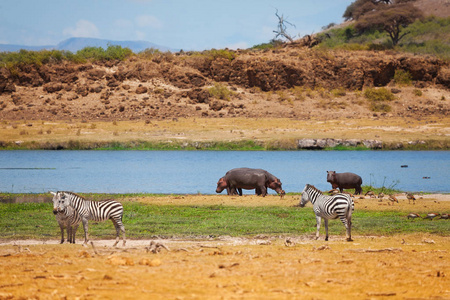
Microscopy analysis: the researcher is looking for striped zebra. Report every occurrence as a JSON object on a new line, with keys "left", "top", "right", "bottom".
{"left": 54, "top": 205, "right": 81, "bottom": 244}
{"left": 299, "top": 184, "right": 354, "bottom": 242}
{"left": 51, "top": 191, "right": 126, "bottom": 247}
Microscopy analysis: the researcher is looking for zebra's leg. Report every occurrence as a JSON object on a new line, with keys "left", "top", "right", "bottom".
{"left": 68, "top": 225, "right": 75, "bottom": 244}
{"left": 120, "top": 223, "right": 126, "bottom": 247}
{"left": 110, "top": 217, "right": 126, "bottom": 247}
{"left": 324, "top": 219, "right": 329, "bottom": 241}
{"left": 73, "top": 224, "right": 79, "bottom": 244}
{"left": 315, "top": 215, "right": 321, "bottom": 240}
{"left": 340, "top": 217, "right": 353, "bottom": 242}
{"left": 67, "top": 226, "right": 73, "bottom": 244}
{"left": 82, "top": 218, "right": 89, "bottom": 245}
{"left": 346, "top": 216, "right": 353, "bottom": 242}
{"left": 59, "top": 224, "right": 65, "bottom": 244}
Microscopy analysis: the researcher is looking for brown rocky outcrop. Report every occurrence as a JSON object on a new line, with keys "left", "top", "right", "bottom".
{"left": 0, "top": 47, "right": 448, "bottom": 121}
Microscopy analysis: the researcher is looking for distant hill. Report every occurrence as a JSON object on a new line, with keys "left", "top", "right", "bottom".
{"left": 0, "top": 37, "right": 177, "bottom": 53}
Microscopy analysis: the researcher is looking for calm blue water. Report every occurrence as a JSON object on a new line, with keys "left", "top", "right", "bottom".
{"left": 0, "top": 150, "right": 448, "bottom": 194}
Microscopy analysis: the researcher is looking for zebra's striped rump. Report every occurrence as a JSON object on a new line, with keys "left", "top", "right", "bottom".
{"left": 300, "top": 184, "right": 354, "bottom": 242}
{"left": 51, "top": 191, "right": 126, "bottom": 247}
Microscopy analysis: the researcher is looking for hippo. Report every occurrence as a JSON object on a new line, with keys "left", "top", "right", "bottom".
{"left": 216, "top": 168, "right": 284, "bottom": 197}
{"left": 326, "top": 171, "right": 362, "bottom": 195}
{"left": 215, "top": 177, "right": 239, "bottom": 195}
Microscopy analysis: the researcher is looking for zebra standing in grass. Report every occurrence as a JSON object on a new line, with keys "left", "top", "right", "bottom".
{"left": 54, "top": 204, "right": 81, "bottom": 244}
{"left": 299, "top": 184, "right": 354, "bottom": 242}
{"left": 51, "top": 191, "right": 126, "bottom": 247}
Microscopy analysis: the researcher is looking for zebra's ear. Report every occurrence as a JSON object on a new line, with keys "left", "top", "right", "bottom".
{"left": 50, "top": 191, "right": 56, "bottom": 196}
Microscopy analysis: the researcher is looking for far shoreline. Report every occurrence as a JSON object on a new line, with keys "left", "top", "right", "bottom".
{"left": 1, "top": 139, "right": 449, "bottom": 151}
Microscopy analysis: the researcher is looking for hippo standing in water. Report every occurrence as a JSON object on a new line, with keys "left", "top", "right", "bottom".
{"left": 327, "top": 171, "right": 363, "bottom": 195}
{"left": 216, "top": 168, "right": 284, "bottom": 197}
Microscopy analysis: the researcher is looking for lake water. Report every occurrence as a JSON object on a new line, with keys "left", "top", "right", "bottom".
{"left": 0, "top": 150, "right": 448, "bottom": 194}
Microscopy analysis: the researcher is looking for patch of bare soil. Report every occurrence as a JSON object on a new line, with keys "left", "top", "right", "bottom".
{"left": 0, "top": 234, "right": 448, "bottom": 299}
{"left": 0, "top": 194, "right": 448, "bottom": 299}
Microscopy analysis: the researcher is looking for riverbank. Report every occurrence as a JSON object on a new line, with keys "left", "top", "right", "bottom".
{"left": 1, "top": 117, "right": 449, "bottom": 150}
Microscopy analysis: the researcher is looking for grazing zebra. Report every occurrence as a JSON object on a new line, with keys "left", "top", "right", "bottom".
{"left": 54, "top": 205, "right": 81, "bottom": 244}
{"left": 299, "top": 184, "right": 354, "bottom": 242}
{"left": 51, "top": 191, "right": 126, "bottom": 247}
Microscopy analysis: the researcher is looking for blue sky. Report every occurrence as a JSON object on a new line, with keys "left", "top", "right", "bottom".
{"left": 0, "top": 0, "right": 353, "bottom": 51}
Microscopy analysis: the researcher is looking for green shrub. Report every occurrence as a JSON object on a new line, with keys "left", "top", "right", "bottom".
{"left": 364, "top": 87, "right": 395, "bottom": 102}
{"left": 138, "top": 48, "right": 161, "bottom": 60}
{"left": 252, "top": 39, "right": 284, "bottom": 50}
{"left": 394, "top": 70, "right": 412, "bottom": 86}
{"left": 331, "top": 87, "right": 347, "bottom": 97}
{"left": 204, "top": 49, "right": 236, "bottom": 61}
{"left": 75, "top": 44, "right": 132, "bottom": 62}
{"left": 413, "top": 89, "right": 423, "bottom": 96}
{"left": 364, "top": 87, "right": 394, "bottom": 112}
{"left": 208, "top": 83, "right": 235, "bottom": 100}
{"left": 370, "top": 102, "right": 392, "bottom": 112}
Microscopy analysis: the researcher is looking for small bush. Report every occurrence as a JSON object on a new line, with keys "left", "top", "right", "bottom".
{"left": 137, "top": 48, "right": 161, "bottom": 60}
{"left": 252, "top": 39, "right": 284, "bottom": 50}
{"left": 364, "top": 87, "right": 394, "bottom": 112}
{"left": 75, "top": 44, "right": 133, "bottom": 62}
{"left": 370, "top": 102, "right": 392, "bottom": 112}
{"left": 204, "top": 49, "right": 235, "bottom": 61}
{"left": 208, "top": 83, "right": 234, "bottom": 101}
{"left": 394, "top": 70, "right": 412, "bottom": 86}
{"left": 291, "top": 86, "right": 305, "bottom": 101}
{"left": 413, "top": 89, "right": 423, "bottom": 96}
{"left": 364, "top": 87, "right": 395, "bottom": 102}
{"left": 331, "top": 88, "right": 347, "bottom": 97}
{"left": 276, "top": 90, "right": 290, "bottom": 103}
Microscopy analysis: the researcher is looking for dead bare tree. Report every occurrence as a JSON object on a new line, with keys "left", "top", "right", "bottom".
{"left": 273, "top": 9, "right": 296, "bottom": 43}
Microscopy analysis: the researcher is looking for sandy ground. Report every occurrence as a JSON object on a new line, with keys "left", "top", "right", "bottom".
{"left": 0, "top": 194, "right": 449, "bottom": 299}
{"left": 0, "top": 235, "right": 449, "bottom": 300}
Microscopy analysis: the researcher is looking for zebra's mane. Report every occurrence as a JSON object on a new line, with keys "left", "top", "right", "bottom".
{"left": 306, "top": 184, "right": 323, "bottom": 195}
{"left": 60, "top": 191, "right": 86, "bottom": 200}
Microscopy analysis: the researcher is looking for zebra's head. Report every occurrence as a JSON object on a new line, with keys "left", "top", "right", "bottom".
{"left": 51, "top": 191, "right": 70, "bottom": 215}
{"left": 299, "top": 184, "right": 311, "bottom": 207}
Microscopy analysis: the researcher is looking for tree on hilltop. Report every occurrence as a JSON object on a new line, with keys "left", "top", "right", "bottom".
{"left": 343, "top": 0, "right": 423, "bottom": 46}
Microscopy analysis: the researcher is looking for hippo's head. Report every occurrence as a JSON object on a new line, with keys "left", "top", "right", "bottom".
{"left": 267, "top": 178, "right": 283, "bottom": 195}
{"left": 216, "top": 177, "right": 227, "bottom": 193}
{"left": 326, "top": 171, "right": 336, "bottom": 183}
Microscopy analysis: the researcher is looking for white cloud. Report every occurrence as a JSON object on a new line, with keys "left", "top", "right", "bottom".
{"left": 136, "top": 15, "right": 162, "bottom": 29}
{"left": 63, "top": 20, "right": 100, "bottom": 38}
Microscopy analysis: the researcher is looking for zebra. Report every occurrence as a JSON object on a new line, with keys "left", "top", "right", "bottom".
{"left": 51, "top": 191, "right": 126, "bottom": 247}
{"left": 299, "top": 184, "right": 354, "bottom": 242}
{"left": 54, "top": 205, "right": 81, "bottom": 244}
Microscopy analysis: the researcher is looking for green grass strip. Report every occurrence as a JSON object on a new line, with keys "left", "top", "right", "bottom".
{"left": 0, "top": 203, "right": 448, "bottom": 240}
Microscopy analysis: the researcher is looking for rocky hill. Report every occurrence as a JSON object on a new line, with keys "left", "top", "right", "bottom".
{"left": 0, "top": 46, "right": 449, "bottom": 122}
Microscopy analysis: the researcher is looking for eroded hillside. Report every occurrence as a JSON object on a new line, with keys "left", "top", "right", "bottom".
{"left": 0, "top": 47, "right": 449, "bottom": 123}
